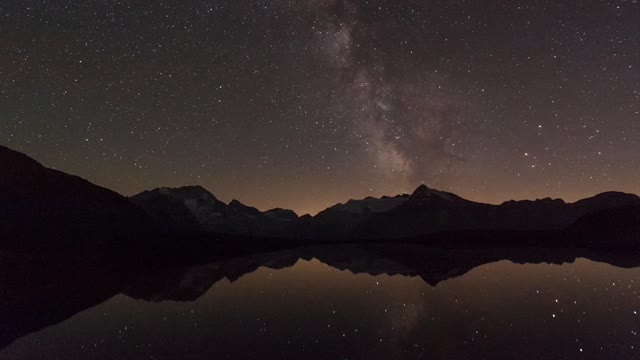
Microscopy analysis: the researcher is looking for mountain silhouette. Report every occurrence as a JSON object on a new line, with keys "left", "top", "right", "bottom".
{"left": 130, "top": 186, "right": 299, "bottom": 237}
{"left": 353, "top": 185, "right": 640, "bottom": 240}
{"left": 264, "top": 208, "right": 299, "bottom": 222}
{"left": 1, "top": 145, "right": 639, "bottom": 249}
{"left": 0, "top": 145, "right": 147, "bottom": 248}
{"left": 0, "top": 139, "right": 638, "bottom": 352}
{"left": 306, "top": 185, "right": 639, "bottom": 243}
{"left": 129, "top": 186, "right": 223, "bottom": 232}
{"left": 128, "top": 181, "right": 639, "bottom": 246}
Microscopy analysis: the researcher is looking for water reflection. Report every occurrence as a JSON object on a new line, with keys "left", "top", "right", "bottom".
{"left": 1, "top": 244, "right": 639, "bottom": 359}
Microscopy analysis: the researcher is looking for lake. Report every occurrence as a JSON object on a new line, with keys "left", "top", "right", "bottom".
{"left": 0, "top": 245, "right": 638, "bottom": 359}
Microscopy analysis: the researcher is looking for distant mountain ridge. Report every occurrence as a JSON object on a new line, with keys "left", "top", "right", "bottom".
{"left": 129, "top": 182, "right": 640, "bottom": 244}
{"left": 354, "top": 186, "right": 640, "bottom": 239}
{"left": 130, "top": 186, "right": 300, "bottom": 237}
{"left": 1, "top": 145, "right": 638, "bottom": 248}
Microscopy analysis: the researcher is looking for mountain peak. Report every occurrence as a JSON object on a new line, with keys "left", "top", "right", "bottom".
{"left": 571, "top": 191, "right": 640, "bottom": 209}
{"left": 153, "top": 185, "right": 218, "bottom": 201}
{"left": 412, "top": 184, "right": 431, "bottom": 194}
{"left": 228, "top": 199, "right": 261, "bottom": 216}
{"left": 264, "top": 208, "right": 299, "bottom": 221}
{"left": 228, "top": 199, "right": 243, "bottom": 207}
{"left": 0, "top": 145, "right": 46, "bottom": 181}
{"left": 409, "top": 184, "right": 458, "bottom": 202}
{"left": 590, "top": 191, "right": 639, "bottom": 201}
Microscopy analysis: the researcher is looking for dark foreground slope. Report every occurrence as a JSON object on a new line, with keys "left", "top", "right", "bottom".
{"left": 0, "top": 145, "right": 147, "bottom": 248}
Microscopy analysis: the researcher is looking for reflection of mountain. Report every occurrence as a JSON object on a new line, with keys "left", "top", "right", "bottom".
{"left": 123, "top": 244, "right": 640, "bottom": 300}
{"left": 3, "top": 243, "right": 639, "bottom": 350}
{"left": 124, "top": 251, "right": 300, "bottom": 302}
{"left": 0, "top": 252, "right": 137, "bottom": 350}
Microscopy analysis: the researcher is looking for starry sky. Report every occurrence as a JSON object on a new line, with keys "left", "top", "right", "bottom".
{"left": 1, "top": 1, "right": 639, "bottom": 215}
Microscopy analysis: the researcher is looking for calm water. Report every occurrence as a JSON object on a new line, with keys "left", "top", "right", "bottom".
{"left": 1, "top": 246, "right": 639, "bottom": 359}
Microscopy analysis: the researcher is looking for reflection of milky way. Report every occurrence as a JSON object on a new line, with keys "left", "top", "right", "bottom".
{"left": 1, "top": 0, "right": 638, "bottom": 214}
{"left": 2, "top": 257, "right": 640, "bottom": 359}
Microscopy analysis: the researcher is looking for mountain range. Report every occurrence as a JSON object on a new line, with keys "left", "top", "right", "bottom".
{"left": 1, "top": 144, "right": 639, "bottom": 248}
{"left": 129, "top": 180, "right": 640, "bottom": 246}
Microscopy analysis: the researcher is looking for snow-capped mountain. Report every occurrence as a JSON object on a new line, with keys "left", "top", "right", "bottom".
{"left": 130, "top": 186, "right": 299, "bottom": 237}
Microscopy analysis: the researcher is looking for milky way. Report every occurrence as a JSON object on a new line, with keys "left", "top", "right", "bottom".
{"left": 1, "top": 1, "right": 638, "bottom": 214}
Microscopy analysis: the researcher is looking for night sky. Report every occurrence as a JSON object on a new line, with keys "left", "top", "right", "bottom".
{"left": 1, "top": 1, "right": 639, "bottom": 215}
